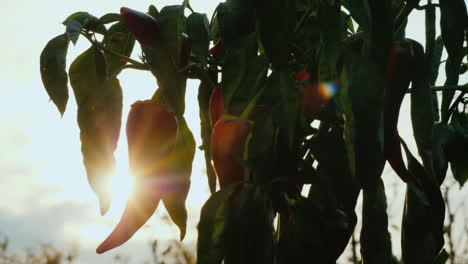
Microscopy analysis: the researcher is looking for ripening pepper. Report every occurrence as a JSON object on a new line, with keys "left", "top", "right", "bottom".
{"left": 211, "top": 119, "right": 251, "bottom": 188}
{"left": 96, "top": 101, "right": 178, "bottom": 254}
{"left": 383, "top": 41, "right": 414, "bottom": 182}
{"left": 120, "top": 7, "right": 160, "bottom": 46}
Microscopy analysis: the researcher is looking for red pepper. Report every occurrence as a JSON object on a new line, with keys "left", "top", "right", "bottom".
{"left": 209, "top": 84, "right": 225, "bottom": 127}
{"left": 384, "top": 42, "right": 413, "bottom": 182}
{"left": 96, "top": 101, "right": 178, "bottom": 254}
{"left": 211, "top": 119, "right": 250, "bottom": 188}
{"left": 120, "top": 7, "right": 160, "bottom": 46}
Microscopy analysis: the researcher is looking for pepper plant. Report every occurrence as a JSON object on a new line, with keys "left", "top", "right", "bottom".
{"left": 39, "top": 0, "right": 468, "bottom": 263}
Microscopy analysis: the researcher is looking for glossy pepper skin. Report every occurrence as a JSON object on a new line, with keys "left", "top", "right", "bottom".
{"left": 96, "top": 102, "right": 178, "bottom": 254}
{"left": 120, "top": 7, "right": 160, "bottom": 46}
{"left": 383, "top": 41, "right": 413, "bottom": 182}
{"left": 209, "top": 84, "right": 224, "bottom": 127}
{"left": 211, "top": 119, "right": 250, "bottom": 188}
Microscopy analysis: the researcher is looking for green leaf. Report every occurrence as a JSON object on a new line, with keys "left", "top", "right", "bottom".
{"left": 278, "top": 197, "right": 356, "bottom": 264}
{"left": 408, "top": 39, "right": 436, "bottom": 178}
{"left": 69, "top": 45, "right": 121, "bottom": 215}
{"left": 433, "top": 249, "right": 449, "bottom": 264}
{"left": 216, "top": 1, "right": 255, "bottom": 43}
{"left": 338, "top": 51, "right": 385, "bottom": 188}
{"left": 69, "top": 45, "right": 107, "bottom": 106}
{"left": 148, "top": 5, "right": 159, "bottom": 19}
{"left": 221, "top": 33, "right": 257, "bottom": 111}
{"left": 197, "top": 184, "right": 239, "bottom": 264}
{"left": 239, "top": 55, "right": 269, "bottom": 99}
{"left": 158, "top": 5, "right": 185, "bottom": 67}
{"left": 292, "top": 127, "right": 359, "bottom": 263}
{"left": 360, "top": 179, "right": 394, "bottom": 263}
{"left": 98, "top": 13, "right": 121, "bottom": 24}
{"left": 40, "top": 34, "right": 70, "bottom": 116}
{"left": 198, "top": 79, "right": 217, "bottom": 193}
{"left": 63, "top": 11, "right": 107, "bottom": 35}
{"left": 430, "top": 36, "right": 444, "bottom": 121}
{"left": 186, "top": 12, "right": 210, "bottom": 64}
{"left": 65, "top": 19, "right": 82, "bottom": 45}
{"left": 342, "top": 0, "right": 369, "bottom": 31}
{"left": 161, "top": 117, "right": 196, "bottom": 240}
{"left": 254, "top": 0, "right": 295, "bottom": 69}
{"left": 197, "top": 184, "right": 274, "bottom": 264}
{"left": 433, "top": 122, "right": 451, "bottom": 184}
{"left": 102, "top": 22, "right": 135, "bottom": 77}
{"left": 439, "top": 0, "right": 467, "bottom": 122}
{"left": 267, "top": 71, "right": 298, "bottom": 149}
{"left": 400, "top": 139, "right": 445, "bottom": 264}
{"left": 142, "top": 5, "right": 188, "bottom": 116}
{"left": 317, "top": 3, "right": 346, "bottom": 80}
{"left": 77, "top": 78, "right": 122, "bottom": 215}
{"left": 447, "top": 111, "right": 468, "bottom": 187}
{"left": 223, "top": 185, "right": 274, "bottom": 264}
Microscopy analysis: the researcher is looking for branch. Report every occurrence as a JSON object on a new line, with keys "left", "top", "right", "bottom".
{"left": 81, "top": 32, "right": 148, "bottom": 69}
{"left": 406, "top": 84, "right": 468, "bottom": 93}
{"left": 415, "top": 3, "right": 440, "bottom": 10}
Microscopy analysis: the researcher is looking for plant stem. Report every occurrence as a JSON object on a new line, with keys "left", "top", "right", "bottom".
{"left": 81, "top": 32, "right": 148, "bottom": 69}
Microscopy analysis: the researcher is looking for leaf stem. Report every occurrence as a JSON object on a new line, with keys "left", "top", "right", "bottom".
{"left": 81, "top": 32, "right": 148, "bottom": 69}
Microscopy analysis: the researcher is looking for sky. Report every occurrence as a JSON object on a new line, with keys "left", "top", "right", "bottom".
{"left": 0, "top": 0, "right": 466, "bottom": 263}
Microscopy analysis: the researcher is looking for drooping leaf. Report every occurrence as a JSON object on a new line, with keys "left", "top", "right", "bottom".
{"left": 157, "top": 5, "right": 185, "bottom": 67}
{"left": 317, "top": 2, "right": 346, "bottom": 80}
{"left": 338, "top": 50, "right": 385, "bottom": 188}
{"left": 39, "top": 34, "right": 70, "bottom": 116}
{"left": 142, "top": 5, "right": 188, "bottom": 116}
{"left": 223, "top": 184, "right": 274, "bottom": 264}
{"left": 429, "top": 36, "right": 444, "bottom": 121}
{"left": 278, "top": 196, "right": 357, "bottom": 264}
{"left": 63, "top": 11, "right": 107, "bottom": 35}
{"left": 161, "top": 117, "right": 196, "bottom": 240}
{"left": 99, "top": 13, "right": 121, "bottom": 24}
{"left": 186, "top": 12, "right": 210, "bottom": 64}
{"left": 439, "top": 0, "right": 468, "bottom": 122}
{"left": 102, "top": 22, "right": 136, "bottom": 77}
{"left": 409, "top": 39, "right": 436, "bottom": 178}
{"left": 221, "top": 33, "right": 257, "bottom": 112}
{"left": 284, "top": 126, "right": 359, "bottom": 263}
{"left": 400, "top": 139, "right": 445, "bottom": 264}
{"left": 216, "top": 1, "right": 255, "bottom": 44}
{"left": 69, "top": 45, "right": 107, "bottom": 106}
{"left": 254, "top": 0, "right": 295, "bottom": 69}
{"left": 197, "top": 184, "right": 239, "bottom": 264}
{"left": 65, "top": 19, "right": 82, "bottom": 45}
{"left": 447, "top": 111, "right": 468, "bottom": 187}
{"left": 198, "top": 78, "right": 217, "bottom": 194}
{"left": 69, "top": 45, "right": 121, "bottom": 215}
{"left": 360, "top": 179, "right": 394, "bottom": 263}
{"left": 267, "top": 71, "right": 298, "bottom": 149}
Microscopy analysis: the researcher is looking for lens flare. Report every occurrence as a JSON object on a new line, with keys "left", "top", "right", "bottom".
{"left": 317, "top": 81, "right": 339, "bottom": 100}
